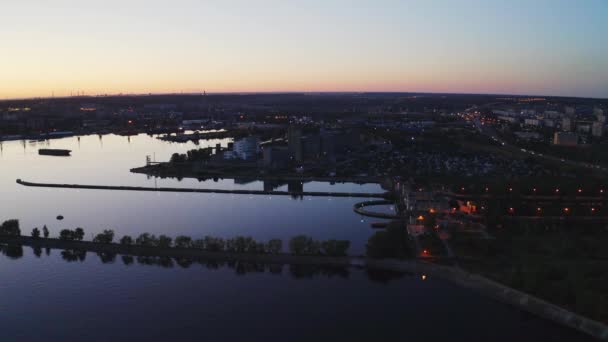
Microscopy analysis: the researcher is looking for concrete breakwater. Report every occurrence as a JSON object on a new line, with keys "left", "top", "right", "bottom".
{"left": 1, "top": 234, "right": 606, "bottom": 340}
{"left": 16, "top": 179, "right": 389, "bottom": 199}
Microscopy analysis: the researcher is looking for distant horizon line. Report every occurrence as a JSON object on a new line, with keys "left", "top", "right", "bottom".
{"left": 1, "top": 90, "right": 606, "bottom": 102}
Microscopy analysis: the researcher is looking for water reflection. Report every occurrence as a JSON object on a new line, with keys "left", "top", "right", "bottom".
{"left": 61, "top": 249, "right": 87, "bottom": 262}
{"left": 0, "top": 244, "right": 24, "bottom": 259}
{"left": 1, "top": 244, "right": 413, "bottom": 284}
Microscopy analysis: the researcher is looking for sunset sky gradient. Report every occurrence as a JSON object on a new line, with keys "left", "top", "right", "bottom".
{"left": 2, "top": 0, "right": 607, "bottom": 99}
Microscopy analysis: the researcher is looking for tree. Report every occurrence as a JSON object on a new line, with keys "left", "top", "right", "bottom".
{"left": 158, "top": 235, "right": 173, "bottom": 248}
{"left": 31, "top": 227, "right": 41, "bottom": 239}
{"left": 192, "top": 239, "right": 206, "bottom": 249}
{"left": 265, "top": 239, "right": 283, "bottom": 254}
{"left": 232, "top": 236, "right": 258, "bottom": 253}
{"left": 321, "top": 240, "right": 350, "bottom": 257}
{"left": 93, "top": 229, "right": 115, "bottom": 244}
{"left": 136, "top": 233, "right": 159, "bottom": 247}
{"left": 204, "top": 236, "right": 225, "bottom": 252}
{"left": 59, "top": 229, "right": 75, "bottom": 241}
{"left": 1, "top": 219, "right": 21, "bottom": 236}
{"left": 43, "top": 225, "right": 49, "bottom": 238}
{"left": 289, "top": 235, "right": 308, "bottom": 255}
{"left": 120, "top": 235, "right": 133, "bottom": 245}
{"left": 289, "top": 235, "right": 320, "bottom": 255}
{"left": 366, "top": 223, "right": 409, "bottom": 259}
{"left": 74, "top": 228, "right": 85, "bottom": 241}
{"left": 174, "top": 235, "right": 193, "bottom": 248}
{"left": 225, "top": 238, "right": 236, "bottom": 252}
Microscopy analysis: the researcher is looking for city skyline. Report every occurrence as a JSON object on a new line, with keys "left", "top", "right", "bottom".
{"left": 2, "top": 0, "right": 607, "bottom": 99}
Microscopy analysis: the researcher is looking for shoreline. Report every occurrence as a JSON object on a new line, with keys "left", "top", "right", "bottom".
{"left": 1, "top": 235, "right": 606, "bottom": 340}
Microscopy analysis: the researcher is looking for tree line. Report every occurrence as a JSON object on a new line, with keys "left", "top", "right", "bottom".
{"left": 2, "top": 220, "right": 351, "bottom": 257}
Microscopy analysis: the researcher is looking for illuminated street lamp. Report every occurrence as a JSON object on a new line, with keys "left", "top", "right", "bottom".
{"left": 563, "top": 207, "right": 570, "bottom": 214}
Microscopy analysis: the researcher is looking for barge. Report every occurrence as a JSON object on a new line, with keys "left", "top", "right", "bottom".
{"left": 38, "top": 149, "right": 72, "bottom": 156}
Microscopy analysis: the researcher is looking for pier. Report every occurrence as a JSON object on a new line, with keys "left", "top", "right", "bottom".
{"left": 16, "top": 179, "right": 389, "bottom": 199}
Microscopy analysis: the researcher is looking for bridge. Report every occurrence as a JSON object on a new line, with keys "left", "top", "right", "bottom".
{"left": 16, "top": 179, "right": 389, "bottom": 199}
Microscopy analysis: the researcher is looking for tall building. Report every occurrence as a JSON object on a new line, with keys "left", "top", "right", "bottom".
{"left": 592, "top": 122, "right": 604, "bottom": 137}
{"left": 561, "top": 118, "right": 572, "bottom": 132}
{"left": 594, "top": 107, "right": 604, "bottom": 117}
{"left": 565, "top": 106, "right": 576, "bottom": 116}
{"left": 233, "top": 136, "right": 259, "bottom": 160}
{"left": 287, "top": 127, "right": 303, "bottom": 162}
{"left": 301, "top": 135, "right": 321, "bottom": 159}
{"left": 263, "top": 146, "right": 289, "bottom": 169}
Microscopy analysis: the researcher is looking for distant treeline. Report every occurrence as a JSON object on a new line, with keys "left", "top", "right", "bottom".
{"left": 5, "top": 220, "right": 351, "bottom": 257}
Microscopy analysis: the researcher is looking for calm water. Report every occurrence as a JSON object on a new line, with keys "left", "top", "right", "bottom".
{"left": 0, "top": 247, "right": 592, "bottom": 342}
{"left": 1, "top": 134, "right": 382, "bottom": 254}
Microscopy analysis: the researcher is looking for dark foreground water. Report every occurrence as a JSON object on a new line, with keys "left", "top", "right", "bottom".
{"left": 0, "top": 247, "right": 593, "bottom": 342}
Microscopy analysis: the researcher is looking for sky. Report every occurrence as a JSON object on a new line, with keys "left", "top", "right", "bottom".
{"left": 1, "top": 0, "right": 607, "bottom": 99}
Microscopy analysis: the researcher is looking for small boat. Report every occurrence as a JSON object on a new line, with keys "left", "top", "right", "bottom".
{"left": 39, "top": 149, "right": 72, "bottom": 156}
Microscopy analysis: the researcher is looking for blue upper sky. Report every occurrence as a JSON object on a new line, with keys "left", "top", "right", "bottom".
{"left": 1, "top": 0, "right": 607, "bottom": 98}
